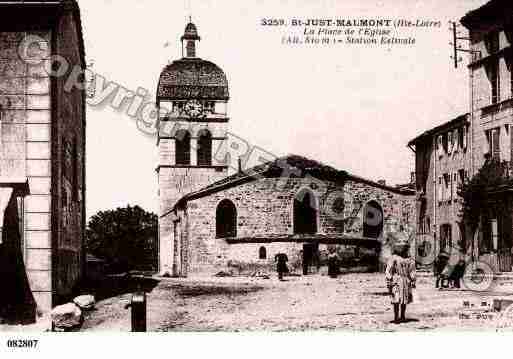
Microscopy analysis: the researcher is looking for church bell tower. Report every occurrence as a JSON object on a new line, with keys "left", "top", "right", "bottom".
{"left": 156, "top": 22, "right": 230, "bottom": 275}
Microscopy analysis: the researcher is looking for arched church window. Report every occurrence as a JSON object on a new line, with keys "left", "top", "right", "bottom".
{"left": 197, "top": 129, "right": 212, "bottom": 166}
{"left": 259, "top": 246, "right": 267, "bottom": 260}
{"left": 363, "top": 200, "right": 384, "bottom": 239}
{"left": 293, "top": 189, "right": 318, "bottom": 235}
{"left": 175, "top": 130, "right": 191, "bottom": 165}
{"left": 216, "top": 199, "right": 237, "bottom": 238}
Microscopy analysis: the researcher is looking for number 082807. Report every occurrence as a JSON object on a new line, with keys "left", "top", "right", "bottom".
{"left": 7, "top": 339, "right": 39, "bottom": 349}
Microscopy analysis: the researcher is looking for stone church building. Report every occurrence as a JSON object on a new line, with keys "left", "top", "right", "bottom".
{"left": 157, "top": 23, "right": 415, "bottom": 277}
{"left": 0, "top": 0, "right": 86, "bottom": 323}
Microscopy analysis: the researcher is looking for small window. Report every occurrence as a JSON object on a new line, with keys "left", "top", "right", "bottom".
{"left": 197, "top": 129, "right": 212, "bottom": 166}
{"left": 486, "top": 59, "right": 500, "bottom": 104}
{"left": 484, "top": 31, "right": 499, "bottom": 55}
{"left": 440, "top": 224, "right": 452, "bottom": 252}
{"left": 452, "top": 129, "right": 459, "bottom": 153}
{"left": 216, "top": 199, "right": 237, "bottom": 238}
{"left": 175, "top": 130, "right": 191, "bottom": 165}
{"left": 458, "top": 169, "right": 465, "bottom": 196}
{"left": 486, "top": 128, "right": 500, "bottom": 160}
{"left": 508, "top": 53, "right": 513, "bottom": 98}
{"left": 458, "top": 127, "right": 465, "bottom": 150}
{"left": 443, "top": 173, "right": 451, "bottom": 202}
{"left": 259, "top": 246, "right": 267, "bottom": 260}
{"left": 481, "top": 217, "right": 498, "bottom": 253}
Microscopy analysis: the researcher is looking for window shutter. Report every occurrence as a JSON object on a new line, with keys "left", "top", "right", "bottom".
{"left": 492, "top": 128, "right": 500, "bottom": 159}
{"left": 491, "top": 219, "right": 498, "bottom": 251}
{"left": 438, "top": 177, "right": 443, "bottom": 202}
{"left": 452, "top": 173, "right": 457, "bottom": 201}
{"left": 444, "top": 174, "right": 451, "bottom": 201}
{"left": 438, "top": 135, "right": 443, "bottom": 157}
{"left": 483, "top": 131, "right": 491, "bottom": 156}
{"left": 463, "top": 126, "right": 467, "bottom": 149}
{"left": 448, "top": 132, "right": 452, "bottom": 154}
{"left": 453, "top": 129, "right": 459, "bottom": 152}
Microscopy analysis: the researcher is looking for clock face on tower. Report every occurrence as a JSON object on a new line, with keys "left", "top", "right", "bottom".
{"left": 184, "top": 99, "right": 205, "bottom": 118}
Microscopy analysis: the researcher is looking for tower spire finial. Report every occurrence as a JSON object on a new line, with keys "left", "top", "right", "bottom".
{"left": 181, "top": 21, "right": 201, "bottom": 58}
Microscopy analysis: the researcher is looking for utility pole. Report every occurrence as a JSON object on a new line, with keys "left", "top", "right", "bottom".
{"left": 449, "top": 21, "right": 482, "bottom": 261}
{"left": 450, "top": 21, "right": 478, "bottom": 68}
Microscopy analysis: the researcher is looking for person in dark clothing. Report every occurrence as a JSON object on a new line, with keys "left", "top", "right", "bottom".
{"left": 434, "top": 252, "right": 450, "bottom": 288}
{"left": 0, "top": 192, "right": 37, "bottom": 324}
{"left": 275, "top": 253, "right": 289, "bottom": 280}
{"left": 449, "top": 259, "right": 466, "bottom": 289}
{"left": 327, "top": 250, "right": 339, "bottom": 278}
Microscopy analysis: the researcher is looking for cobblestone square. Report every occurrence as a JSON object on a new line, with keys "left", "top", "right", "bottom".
{"left": 77, "top": 273, "right": 513, "bottom": 332}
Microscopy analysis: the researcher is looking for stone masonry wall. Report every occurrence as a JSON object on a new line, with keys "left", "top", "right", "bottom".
{"left": 0, "top": 30, "right": 54, "bottom": 314}
{"left": 470, "top": 19, "right": 513, "bottom": 173}
{"left": 177, "top": 176, "right": 414, "bottom": 275}
{"left": 52, "top": 10, "right": 86, "bottom": 301}
{"left": 183, "top": 177, "right": 345, "bottom": 274}
{"left": 343, "top": 179, "right": 416, "bottom": 239}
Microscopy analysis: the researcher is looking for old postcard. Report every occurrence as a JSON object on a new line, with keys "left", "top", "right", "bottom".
{"left": 1, "top": 0, "right": 513, "bottom": 348}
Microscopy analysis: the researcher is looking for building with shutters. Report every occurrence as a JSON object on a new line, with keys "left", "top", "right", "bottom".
{"left": 409, "top": 0, "right": 513, "bottom": 272}
{"left": 157, "top": 23, "right": 415, "bottom": 277}
{"left": 408, "top": 114, "right": 471, "bottom": 267}
{"left": 460, "top": 0, "right": 513, "bottom": 272}
{"left": 0, "top": 0, "right": 86, "bottom": 323}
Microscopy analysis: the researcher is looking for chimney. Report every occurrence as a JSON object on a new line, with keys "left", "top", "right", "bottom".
{"left": 238, "top": 157, "right": 243, "bottom": 174}
{"left": 377, "top": 179, "right": 386, "bottom": 186}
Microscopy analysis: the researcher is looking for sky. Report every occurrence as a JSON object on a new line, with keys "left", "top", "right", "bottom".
{"left": 80, "top": 0, "right": 488, "bottom": 219}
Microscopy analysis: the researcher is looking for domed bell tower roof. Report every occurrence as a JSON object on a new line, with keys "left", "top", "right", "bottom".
{"left": 157, "top": 21, "right": 229, "bottom": 101}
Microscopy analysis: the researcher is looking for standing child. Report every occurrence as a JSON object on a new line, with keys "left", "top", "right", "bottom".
{"left": 385, "top": 239, "right": 416, "bottom": 324}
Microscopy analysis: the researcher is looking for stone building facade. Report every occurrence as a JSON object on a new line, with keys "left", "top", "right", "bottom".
{"left": 0, "top": 0, "right": 86, "bottom": 322}
{"left": 157, "top": 22, "right": 229, "bottom": 274}
{"left": 460, "top": 0, "right": 513, "bottom": 272}
{"left": 157, "top": 23, "right": 415, "bottom": 277}
{"left": 162, "top": 155, "right": 415, "bottom": 276}
{"left": 408, "top": 114, "right": 471, "bottom": 267}
{"left": 408, "top": 0, "right": 513, "bottom": 273}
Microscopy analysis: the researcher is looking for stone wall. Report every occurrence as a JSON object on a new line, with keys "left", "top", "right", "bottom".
{"left": 0, "top": 7, "right": 85, "bottom": 314}
{"left": 467, "top": 16, "right": 513, "bottom": 269}
{"left": 170, "top": 176, "right": 414, "bottom": 275}
{"left": 0, "top": 30, "right": 54, "bottom": 314}
{"left": 469, "top": 18, "right": 513, "bottom": 172}
{"left": 52, "top": 10, "right": 86, "bottom": 302}
{"left": 412, "top": 116, "right": 472, "bottom": 268}
{"left": 343, "top": 178, "right": 415, "bottom": 238}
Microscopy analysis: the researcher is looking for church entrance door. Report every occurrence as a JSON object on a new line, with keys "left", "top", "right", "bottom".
{"left": 302, "top": 242, "right": 319, "bottom": 275}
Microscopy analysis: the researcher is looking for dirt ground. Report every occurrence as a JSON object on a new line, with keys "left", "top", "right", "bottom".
{"left": 76, "top": 272, "right": 513, "bottom": 332}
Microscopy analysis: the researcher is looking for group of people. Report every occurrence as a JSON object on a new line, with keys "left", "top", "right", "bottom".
{"left": 274, "top": 248, "right": 341, "bottom": 281}
{"left": 433, "top": 252, "right": 466, "bottom": 289}
{"left": 274, "top": 240, "right": 464, "bottom": 325}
